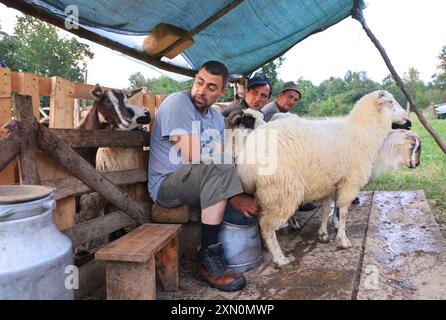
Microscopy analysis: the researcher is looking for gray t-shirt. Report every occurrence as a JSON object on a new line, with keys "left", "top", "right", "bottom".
{"left": 148, "top": 91, "right": 225, "bottom": 202}
{"left": 261, "top": 101, "right": 282, "bottom": 122}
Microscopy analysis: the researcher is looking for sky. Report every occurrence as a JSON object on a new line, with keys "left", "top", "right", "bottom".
{"left": 1, "top": 0, "right": 446, "bottom": 88}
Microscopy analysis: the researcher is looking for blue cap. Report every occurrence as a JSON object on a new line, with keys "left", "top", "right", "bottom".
{"left": 247, "top": 76, "right": 271, "bottom": 89}
{"left": 0, "top": 61, "right": 8, "bottom": 68}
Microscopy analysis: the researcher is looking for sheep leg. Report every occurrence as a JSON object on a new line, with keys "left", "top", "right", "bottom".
{"left": 335, "top": 205, "right": 352, "bottom": 249}
{"left": 318, "top": 197, "right": 332, "bottom": 243}
{"left": 332, "top": 206, "right": 340, "bottom": 230}
{"left": 261, "top": 228, "right": 291, "bottom": 268}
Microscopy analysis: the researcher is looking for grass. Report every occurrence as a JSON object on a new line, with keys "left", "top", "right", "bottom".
{"left": 365, "top": 112, "right": 446, "bottom": 232}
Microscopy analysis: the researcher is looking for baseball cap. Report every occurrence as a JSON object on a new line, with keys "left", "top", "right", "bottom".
{"left": 247, "top": 76, "right": 271, "bottom": 89}
{"left": 280, "top": 81, "right": 302, "bottom": 98}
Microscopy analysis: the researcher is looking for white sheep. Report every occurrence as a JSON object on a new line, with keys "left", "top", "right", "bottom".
{"left": 236, "top": 90, "right": 407, "bottom": 267}
{"left": 331, "top": 128, "right": 421, "bottom": 229}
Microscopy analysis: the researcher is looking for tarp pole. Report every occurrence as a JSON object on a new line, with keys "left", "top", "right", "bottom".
{"left": 352, "top": 10, "right": 446, "bottom": 155}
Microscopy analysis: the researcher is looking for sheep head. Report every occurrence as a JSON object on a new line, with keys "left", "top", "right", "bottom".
{"left": 225, "top": 108, "right": 265, "bottom": 130}
{"left": 377, "top": 90, "right": 407, "bottom": 125}
{"left": 81, "top": 84, "right": 150, "bottom": 130}
{"left": 389, "top": 129, "right": 421, "bottom": 169}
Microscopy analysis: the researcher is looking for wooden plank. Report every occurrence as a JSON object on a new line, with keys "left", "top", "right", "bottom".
{"left": 17, "top": 72, "right": 40, "bottom": 119}
{"left": 42, "top": 169, "right": 148, "bottom": 200}
{"left": 38, "top": 77, "right": 51, "bottom": 96}
{"left": 0, "top": 120, "right": 21, "bottom": 171}
{"left": 0, "top": 68, "right": 18, "bottom": 184}
{"left": 37, "top": 123, "right": 148, "bottom": 224}
{"left": 10, "top": 71, "right": 18, "bottom": 94}
{"left": 357, "top": 191, "right": 446, "bottom": 300}
{"left": 46, "top": 76, "right": 76, "bottom": 230}
{"left": 155, "top": 236, "right": 179, "bottom": 291}
{"left": 106, "top": 258, "right": 156, "bottom": 300}
{"left": 143, "top": 94, "right": 157, "bottom": 132}
{"left": 95, "top": 224, "right": 181, "bottom": 263}
{"left": 74, "top": 83, "right": 111, "bottom": 100}
{"left": 127, "top": 90, "right": 144, "bottom": 107}
{"left": 12, "top": 94, "right": 41, "bottom": 185}
{"left": 48, "top": 128, "right": 146, "bottom": 148}
{"left": 49, "top": 76, "right": 75, "bottom": 128}
{"left": 62, "top": 210, "right": 136, "bottom": 247}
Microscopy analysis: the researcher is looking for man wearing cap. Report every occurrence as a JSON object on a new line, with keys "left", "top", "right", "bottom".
{"left": 261, "top": 81, "right": 302, "bottom": 122}
{"left": 221, "top": 76, "right": 271, "bottom": 117}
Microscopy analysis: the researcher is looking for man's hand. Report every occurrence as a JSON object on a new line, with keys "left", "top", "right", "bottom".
{"left": 229, "top": 193, "right": 259, "bottom": 218}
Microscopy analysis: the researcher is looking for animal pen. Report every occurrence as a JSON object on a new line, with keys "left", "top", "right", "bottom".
{"left": 1, "top": 0, "right": 446, "bottom": 300}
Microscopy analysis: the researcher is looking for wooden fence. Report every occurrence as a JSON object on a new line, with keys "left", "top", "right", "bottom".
{"left": 0, "top": 69, "right": 165, "bottom": 298}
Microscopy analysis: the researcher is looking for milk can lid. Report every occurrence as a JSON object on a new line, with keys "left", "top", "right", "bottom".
{"left": 0, "top": 185, "right": 55, "bottom": 204}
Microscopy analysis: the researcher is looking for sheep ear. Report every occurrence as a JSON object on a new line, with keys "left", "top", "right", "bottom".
{"left": 126, "top": 87, "right": 143, "bottom": 99}
{"left": 377, "top": 90, "right": 390, "bottom": 107}
{"left": 91, "top": 84, "right": 104, "bottom": 100}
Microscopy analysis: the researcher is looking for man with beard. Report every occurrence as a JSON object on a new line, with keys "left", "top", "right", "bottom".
{"left": 148, "top": 61, "right": 258, "bottom": 292}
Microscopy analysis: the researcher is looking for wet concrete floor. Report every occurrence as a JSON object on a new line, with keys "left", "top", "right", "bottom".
{"left": 156, "top": 190, "right": 446, "bottom": 300}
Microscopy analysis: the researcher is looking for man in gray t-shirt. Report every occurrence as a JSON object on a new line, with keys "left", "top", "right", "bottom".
{"left": 148, "top": 61, "right": 258, "bottom": 292}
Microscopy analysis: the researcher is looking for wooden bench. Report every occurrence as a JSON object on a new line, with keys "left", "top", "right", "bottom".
{"left": 95, "top": 223, "right": 182, "bottom": 300}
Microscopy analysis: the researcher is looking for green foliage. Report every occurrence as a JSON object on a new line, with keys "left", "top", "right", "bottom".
{"left": 254, "top": 57, "right": 284, "bottom": 90}
{"left": 128, "top": 72, "right": 192, "bottom": 96}
{"left": 0, "top": 15, "right": 94, "bottom": 82}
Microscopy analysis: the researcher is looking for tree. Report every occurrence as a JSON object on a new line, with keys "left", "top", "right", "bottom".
{"left": 0, "top": 15, "right": 94, "bottom": 82}
{"left": 433, "top": 45, "right": 446, "bottom": 90}
{"left": 254, "top": 56, "right": 285, "bottom": 96}
{"left": 128, "top": 73, "right": 193, "bottom": 96}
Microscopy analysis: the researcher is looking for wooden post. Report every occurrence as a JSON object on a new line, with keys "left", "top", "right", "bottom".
{"left": 17, "top": 72, "right": 40, "bottom": 119}
{"left": 0, "top": 120, "right": 21, "bottom": 171}
{"left": 11, "top": 94, "right": 41, "bottom": 185}
{"left": 155, "top": 236, "right": 179, "bottom": 291}
{"left": 143, "top": 93, "right": 157, "bottom": 133}
{"left": 406, "top": 101, "right": 411, "bottom": 119}
{"left": 44, "top": 76, "right": 76, "bottom": 230}
{"left": 126, "top": 91, "right": 149, "bottom": 204}
{"left": 0, "top": 68, "right": 18, "bottom": 184}
{"left": 355, "top": 13, "right": 446, "bottom": 155}
{"left": 49, "top": 76, "right": 75, "bottom": 128}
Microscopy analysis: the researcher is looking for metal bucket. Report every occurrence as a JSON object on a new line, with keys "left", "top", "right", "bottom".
{"left": 0, "top": 185, "right": 74, "bottom": 300}
{"left": 218, "top": 203, "right": 263, "bottom": 273}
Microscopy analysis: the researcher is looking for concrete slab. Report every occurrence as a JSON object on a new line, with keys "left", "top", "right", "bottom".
{"left": 357, "top": 190, "right": 446, "bottom": 300}
{"left": 158, "top": 192, "right": 373, "bottom": 300}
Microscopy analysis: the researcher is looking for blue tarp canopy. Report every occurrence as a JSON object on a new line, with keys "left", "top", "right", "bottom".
{"left": 14, "top": 0, "right": 364, "bottom": 76}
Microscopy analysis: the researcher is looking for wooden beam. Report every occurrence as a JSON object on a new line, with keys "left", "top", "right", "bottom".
{"left": 157, "top": 0, "right": 245, "bottom": 58}
{"left": 11, "top": 93, "right": 41, "bottom": 185}
{"left": 354, "top": 14, "right": 446, "bottom": 155}
{"left": 0, "top": 120, "right": 21, "bottom": 171}
{"left": 42, "top": 169, "right": 148, "bottom": 200}
{"left": 62, "top": 210, "right": 136, "bottom": 247}
{"left": 37, "top": 123, "right": 148, "bottom": 224}
{"left": 0, "top": 0, "right": 196, "bottom": 77}
{"left": 0, "top": 68, "right": 18, "bottom": 184}
{"left": 49, "top": 128, "right": 147, "bottom": 148}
